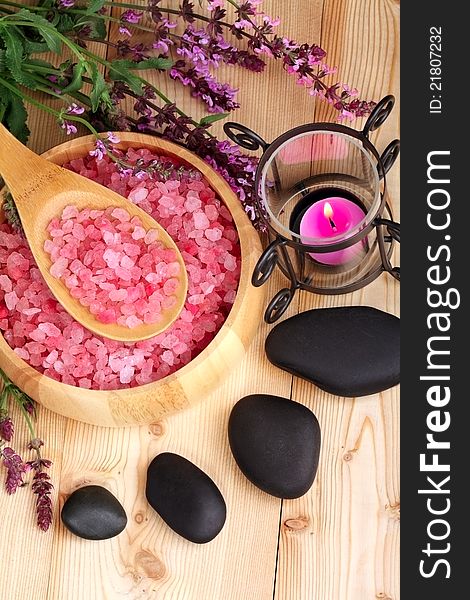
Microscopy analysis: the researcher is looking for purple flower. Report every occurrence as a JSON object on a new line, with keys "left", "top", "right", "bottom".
{"left": 106, "top": 132, "right": 121, "bottom": 144}
{"left": 119, "top": 26, "right": 132, "bottom": 37}
{"left": 1, "top": 447, "right": 27, "bottom": 495}
{"left": 263, "top": 15, "right": 280, "bottom": 28}
{"left": 170, "top": 60, "right": 239, "bottom": 113}
{"left": 57, "top": 0, "right": 75, "bottom": 8}
{"left": 61, "top": 121, "right": 78, "bottom": 135}
{"left": 31, "top": 471, "right": 53, "bottom": 531}
{"left": 234, "top": 19, "right": 252, "bottom": 30}
{"left": 89, "top": 139, "right": 107, "bottom": 160}
{"left": 207, "top": 0, "right": 225, "bottom": 9}
{"left": 121, "top": 9, "right": 143, "bottom": 24}
{"left": 65, "top": 103, "right": 85, "bottom": 116}
{"left": 0, "top": 417, "right": 14, "bottom": 442}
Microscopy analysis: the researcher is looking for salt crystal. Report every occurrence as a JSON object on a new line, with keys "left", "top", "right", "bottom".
{"left": 62, "top": 206, "right": 79, "bottom": 220}
{"left": 14, "top": 347, "right": 30, "bottom": 360}
{"left": 163, "top": 278, "right": 179, "bottom": 296}
{"left": 128, "top": 187, "right": 149, "bottom": 203}
{"left": 38, "top": 322, "right": 61, "bottom": 337}
{"left": 50, "top": 256, "right": 69, "bottom": 278}
{"left": 193, "top": 212, "right": 210, "bottom": 230}
{"left": 4, "top": 291, "right": 19, "bottom": 310}
{"left": 131, "top": 226, "right": 146, "bottom": 240}
{"left": 125, "top": 315, "right": 143, "bottom": 328}
{"left": 205, "top": 228, "right": 222, "bottom": 242}
{"left": 97, "top": 309, "right": 116, "bottom": 324}
{"left": 111, "top": 208, "right": 131, "bottom": 222}
{"left": 109, "top": 289, "right": 127, "bottom": 302}
{"left": 223, "top": 254, "right": 237, "bottom": 271}
{"left": 120, "top": 255, "right": 135, "bottom": 269}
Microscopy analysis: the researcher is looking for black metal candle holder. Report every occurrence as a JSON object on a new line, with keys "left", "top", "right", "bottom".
{"left": 224, "top": 95, "right": 400, "bottom": 323}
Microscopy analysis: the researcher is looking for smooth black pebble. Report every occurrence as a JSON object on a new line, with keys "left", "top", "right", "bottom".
{"left": 61, "top": 485, "right": 127, "bottom": 540}
{"left": 146, "top": 453, "right": 226, "bottom": 544}
{"left": 228, "top": 394, "right": 321, "bottom": 499}
{"left": 265, "top": 306, "right": 400, "bottom": 397}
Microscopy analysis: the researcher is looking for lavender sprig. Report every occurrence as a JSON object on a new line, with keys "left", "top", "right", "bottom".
{"left": 1, "top": 446, "right": 27, "bottom": 494}
{"left": 0, "top": 368, "right": 53, "bottom": 530}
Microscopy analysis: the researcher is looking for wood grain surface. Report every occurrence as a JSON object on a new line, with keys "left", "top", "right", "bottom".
{"left": 0, "top": 1, "right": 400, "bottom": 599}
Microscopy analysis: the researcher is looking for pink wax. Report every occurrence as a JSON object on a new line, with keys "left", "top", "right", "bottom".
{"left": 299, "top": 197, "right": 366, "bottom": 265}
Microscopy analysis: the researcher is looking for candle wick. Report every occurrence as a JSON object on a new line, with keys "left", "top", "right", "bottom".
{"left": 329, "top": 217, "right": 337, "bottom": 231}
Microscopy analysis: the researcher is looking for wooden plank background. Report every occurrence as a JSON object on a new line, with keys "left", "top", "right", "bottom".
{"left": 0, "top": 1, "right": 400, "bottom": 599}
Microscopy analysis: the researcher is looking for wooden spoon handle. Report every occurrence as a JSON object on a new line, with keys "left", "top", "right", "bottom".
{"left": 0, "top": 123, "right": 62, "bottom": 208}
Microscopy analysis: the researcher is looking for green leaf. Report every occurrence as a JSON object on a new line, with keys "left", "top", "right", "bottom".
{"left": 199, "top": 113, "right": 229, "bottom": 126}
{"left": 11, "top": 9, "right": 62, "bottom": 54}
{"left": 108, "top": 60, "right": 143, "bottom": 95}
{"left": 54, "top": 13, "right": 76, "bottom": 35}
{"left": 110, "top": 58, "right": 174, "bottom": 72}
{"left": 0, "top": 28, "right": 38, "bottom": 90}
{"left": 60, "top": 61, "right": 85, "bottom": 94}
{"left": 86, "top": 0, "right": 106, "bottom": 15}
{"left": 23, "top": 40, "right": 49, "bottom": 54}
{"left": 133, "top": 57, "right": 174, "bottom": 71}
{"left": 89, "top": 63, "right": 112, "bottom": 112}
{"left": 23, "top": 58, "right": 55, "bottom": 69}
{"left": 0, "top": 84, "right": 30, "bottom": 144}
{"left": 74, "top": 15, "right": 107, "bottom": 40}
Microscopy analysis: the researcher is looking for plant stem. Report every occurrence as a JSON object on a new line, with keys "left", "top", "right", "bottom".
{"left": 0, "top": 75, "right": 98, "bottom": 135}
{"left": 77, "top": 46, "right": 197, "bottom": 122}
{"left": 21, "top": 68, "right": 93, "bottom": 107}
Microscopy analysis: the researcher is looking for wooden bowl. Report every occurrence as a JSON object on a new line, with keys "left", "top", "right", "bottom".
{"left": 0, "top": 133, "right": 264, "bottom": 426}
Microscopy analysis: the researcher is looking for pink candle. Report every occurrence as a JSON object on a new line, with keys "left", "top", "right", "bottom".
{"left": 299, "top": 197, "right": 366, "bottom": 265}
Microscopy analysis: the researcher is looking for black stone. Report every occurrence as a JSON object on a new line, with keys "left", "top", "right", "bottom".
{"left": 265, "top": 306, "right": 400, "bottom": 397}
{"left": 228, "top": 394, "right": 321, "bottom": 499}
{"left": 146, "top": 453, "right": 226, "bottom": 544}
{"left": 61, "top": 485, "right": 127, "bottom": 540}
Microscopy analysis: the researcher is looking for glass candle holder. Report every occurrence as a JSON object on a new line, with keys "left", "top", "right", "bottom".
{"left": 224, "top": 96, "right": 400, "bottom": 323}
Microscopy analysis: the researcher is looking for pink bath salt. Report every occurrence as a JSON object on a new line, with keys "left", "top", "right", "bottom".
{"left": 120, "top": 255, "right": 135, "bottom": 270}
{"left": 111, "top": 208, "right": 131, "bottom": 221}
{"left": 72, "top": 223, "right": 86, "bottom": 241}
{"left": 223, "top": 254, "right": 237, "bottom": 271}
{"left": 0, "top": 148, "right": 241, "bottom": 390}
{"left": 193, "top": 211, "right": 210, "bottom": 230}
{"left": 70, "top": 324, "right": 85, "bottom": 344}
{"left": 109, "top": 289, "right": 127, "bottom": 302}
{"left": 38, "top": 322, "right": 61, "bottom": 337}
{"left": 14, "top": 347, "right": 30, "bottom": 360}
{"left": 125, "top": 315, "right": 143, "bottom": 328}
{"left": 50, "top": 256, "right": 69, "bottom": 278}
{"left": 62, "top": 206, "right": 79, "bottom": 220}
{"left": 103, "top": 249, "right": 121, "bottom": 269}
{"left": 97, "top": 308, "right": 117, "bottom": 324}
{"left": 131, "top": 226, "right": 146, "bottom": 240}
{"left": 205, "top": 228, "right": 222, "bottom": 242}
{"left": 44, "top": 350, "right": 59, "bottom": 365}
{"left": 22, "top": 307, "right": 41, "bottom": 317}
{"left": 161, "top": 350, "right": 174, "bottom": 366}
{"left": 4, "top": 291, "right": 19, "bottom": 310}
{"left": 123, "top": 243, "right": 140, "bottom": 257}
{"left": 144, "top": 229, "right": 159, "bottom": 244}
{"left": 128, "top": 187, "right": 149, "bottom": 203}
{"left": 0, "top": 231, "right": 20, "bottom": 250}
{"left": 119, "top": 364, "right": 135, "bottom": 384}
{"left": 163, "top": 278, "right": 180, "bottom": 296}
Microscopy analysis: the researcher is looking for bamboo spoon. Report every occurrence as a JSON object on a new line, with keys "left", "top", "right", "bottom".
{"left": 0, "top": 124, "right": 188, "bottom": 342}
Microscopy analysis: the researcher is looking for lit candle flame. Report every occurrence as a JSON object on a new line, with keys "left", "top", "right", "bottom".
{"left": 323, "top": 202, "right": 334, "bottom": 219}
{"left": 323, "top": 202, "right": 337, "bottom": 231}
